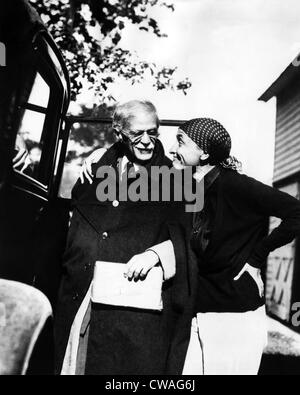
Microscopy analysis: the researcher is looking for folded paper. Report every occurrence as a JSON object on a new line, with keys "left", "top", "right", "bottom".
{"left": 92, "top": 261, "right": 164, "bottom": 311}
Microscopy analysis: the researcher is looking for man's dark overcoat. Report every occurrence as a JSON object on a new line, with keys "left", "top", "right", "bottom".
{"left": 54, "top": 141, "right": 196, "bottom": 375}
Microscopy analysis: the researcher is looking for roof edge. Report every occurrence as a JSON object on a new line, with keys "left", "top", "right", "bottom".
{"left": 259, "top": 56, "right": 300, "bottom": 102}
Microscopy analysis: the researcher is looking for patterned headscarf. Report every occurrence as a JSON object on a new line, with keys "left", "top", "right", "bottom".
{"left": 180, "top": 118, "right": 242, "bottom": 172}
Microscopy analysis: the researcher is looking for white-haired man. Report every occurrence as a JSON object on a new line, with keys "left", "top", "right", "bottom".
{"left": 54, "top": 100, "right": 192, "bottom": 375}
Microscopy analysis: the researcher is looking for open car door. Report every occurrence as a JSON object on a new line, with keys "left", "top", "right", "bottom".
{"left": 0, "top": 0, "right": 70, "bottom": 306}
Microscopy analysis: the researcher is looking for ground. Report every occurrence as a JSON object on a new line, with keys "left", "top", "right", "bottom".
{"left": 260, "top": 317, "right": 300, "bottom": 375}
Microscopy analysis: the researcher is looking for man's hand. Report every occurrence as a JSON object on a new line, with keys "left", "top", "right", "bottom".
{"left": 13, "top": 135, "right": 30, "bottom": 172}
{"left": 234, "top": 263, "right": 264, "bottom": 298}
{"left": 79, "top": 148, "right": 107, "bottom": 184}
{"left": 125, "top": 251, "right": 160, "bottom": 281}
{"left": 13, "top": 149, "right": 30, "bottom": 172}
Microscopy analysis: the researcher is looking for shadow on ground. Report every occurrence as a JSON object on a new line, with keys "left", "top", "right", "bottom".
{"left": 260, "top": 354, "right": 300, "bottom": 375}
{"left": 259, "top": 319, "right": 300, "bottom": 375}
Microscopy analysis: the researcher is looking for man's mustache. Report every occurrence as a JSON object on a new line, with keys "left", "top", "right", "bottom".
{"left": 134, "top": 143, "right": 155, "bottom": 150}
{"left": 131, "top": 137, "right": 157, "bottom": 147}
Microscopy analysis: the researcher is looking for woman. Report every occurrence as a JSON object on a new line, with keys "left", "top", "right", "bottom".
{"left": 124, "top": 118, "right": 300, "bottom": 375}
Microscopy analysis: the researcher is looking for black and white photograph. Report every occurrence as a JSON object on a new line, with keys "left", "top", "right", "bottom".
{"left": 1, "top": 0, "right": 300, "bottom": 379}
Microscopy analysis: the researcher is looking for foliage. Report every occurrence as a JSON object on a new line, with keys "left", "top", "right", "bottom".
{"left": 29, "top": 0, "right": 192, "bottom": 104}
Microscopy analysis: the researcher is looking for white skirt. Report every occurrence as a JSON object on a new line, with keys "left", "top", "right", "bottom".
{"left": 183, "top": 306, "right": 268, "bottom": 375}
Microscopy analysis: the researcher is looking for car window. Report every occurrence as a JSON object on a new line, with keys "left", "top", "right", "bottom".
{"left": 14, "top": 73, "right": 50, "bottom": 184}
{"left": 27, "top": 72, "right": 50, "bottom": 108}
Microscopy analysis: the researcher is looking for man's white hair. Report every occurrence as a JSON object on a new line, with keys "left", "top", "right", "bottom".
{"left": 112, "top": 100, "right": 160, "bottom": 133}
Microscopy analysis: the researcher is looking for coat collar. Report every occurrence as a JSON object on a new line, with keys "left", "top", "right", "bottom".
{"left": 204, "top": 166, "right": 221, "bottom": 191}
{"left": 193, "top": 166, "right": 221, "bottom": 191}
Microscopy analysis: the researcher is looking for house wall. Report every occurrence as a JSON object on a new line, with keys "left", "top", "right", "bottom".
{"left": 266, "top": 181, "right": 300, "bottom": 331}
{"left": 274, "top": 77, "right": 300, "bottom": 183}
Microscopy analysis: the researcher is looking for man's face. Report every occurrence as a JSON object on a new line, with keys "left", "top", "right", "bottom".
{"left": 122, "top": 111, "right": 159, "bottom": 162}
{"left": 170, "top": 129, "right": 206, "bottom": 170}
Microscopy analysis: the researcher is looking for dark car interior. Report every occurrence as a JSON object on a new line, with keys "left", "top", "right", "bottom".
{"left": 0, "top": 1, "right": 72, "bottom": 373}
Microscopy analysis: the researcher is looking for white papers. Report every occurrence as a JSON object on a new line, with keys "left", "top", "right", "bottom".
{"left": 92, "top": 261, "right": 163, "bottom": 311}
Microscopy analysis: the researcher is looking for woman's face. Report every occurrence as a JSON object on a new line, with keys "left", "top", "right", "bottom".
{"left": 170, "top": 129, "right": 208, "bottom": 170}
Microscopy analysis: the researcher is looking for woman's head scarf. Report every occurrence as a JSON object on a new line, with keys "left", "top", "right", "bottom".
{"left": 180, "top": 118, "right": 242, "bottom": 172}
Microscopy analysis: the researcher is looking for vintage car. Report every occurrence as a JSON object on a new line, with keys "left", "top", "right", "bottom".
{"left": 0, "top": 0, "right": 73, "bottom": 308}
{"left": 0, "top": 0, "right": 72, "bottom": 374}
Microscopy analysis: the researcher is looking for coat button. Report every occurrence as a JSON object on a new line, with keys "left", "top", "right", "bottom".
{"left": 72, "top": 293, "right": 79, "bottom": 301}
{"left": 84, "top": 263, "right": 91, "bottom": 271}
{"left": 102, "top": 232, "right": 109, "bottom": 240}
{"left": 113, "top": 200, "right": 119, "bottom": 208}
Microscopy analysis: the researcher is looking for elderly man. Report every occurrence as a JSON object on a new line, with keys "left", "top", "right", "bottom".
{"left": 54, "top": 100, "right": 192, "bottom": 375}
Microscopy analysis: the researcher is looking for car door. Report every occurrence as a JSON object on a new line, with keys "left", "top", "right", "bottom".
{"left": 0, "top": 1, "right": 70, "bottom": 301}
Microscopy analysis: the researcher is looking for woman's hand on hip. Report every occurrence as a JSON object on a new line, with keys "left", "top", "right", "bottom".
{"left": 234, "top": 263, "right": 265, "bottom": 298}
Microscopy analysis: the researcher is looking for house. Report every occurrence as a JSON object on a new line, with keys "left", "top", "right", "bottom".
{"left": 259, "top": 56, "right": 300, "bottom": 332}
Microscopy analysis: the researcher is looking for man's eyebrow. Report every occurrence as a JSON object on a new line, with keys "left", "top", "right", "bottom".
{"left": 134, "top": 128, "right": 158, "bottom": 134}
{"left": 146, "top": 128, "right": 158, "bottom": 133}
